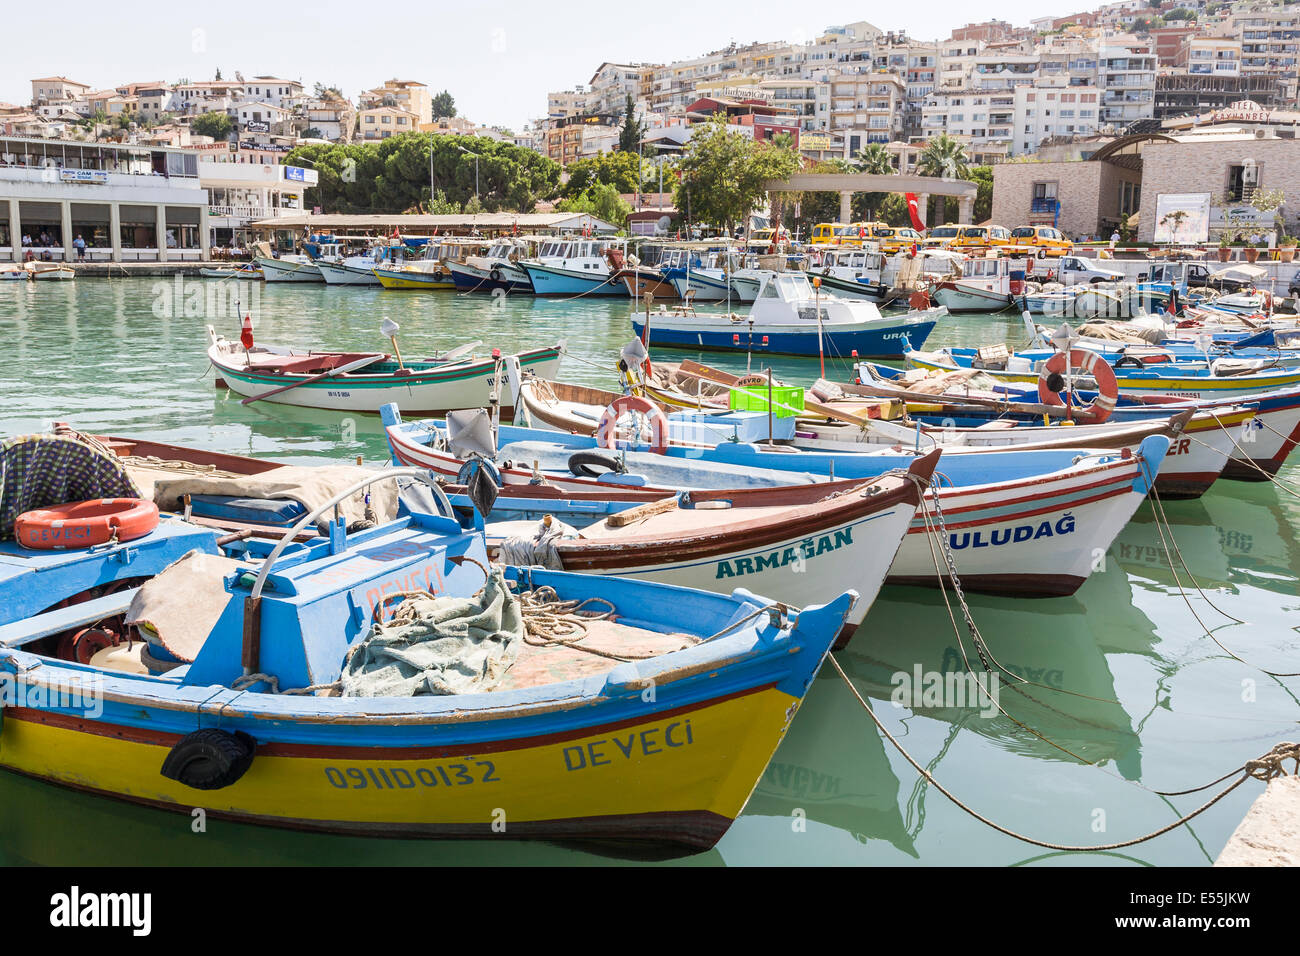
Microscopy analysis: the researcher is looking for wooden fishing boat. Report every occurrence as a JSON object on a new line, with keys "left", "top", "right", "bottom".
{"left": 207, "top": 327, "right": 565, "bottom": 415}
{"left": 27, "top": 262, "right": 76, "bottom": 281}
{"left": 200, "top": 265, "right": 262, "bottom": 280}
{"left": 383, "top": 405, "right": 1173, "bottom": 597}
{"left": 631, "top": 272, "right": 945, "bottom": 359}
{"left": 0, "top": 443, "right": 854, "bottom": 851}
{"left": 617, "top": 268, "right": 679, "bottom": 300}
{"left": 853, "top": 363, "right": 1289, "bottom": 484}
{"left": 903, "top": 342, "right": 1300, "bottom": 400}
{"left": 511, "top": 365, "right": 1210, "bottom": 477}
{"left": 473, "top": 456, "right": 934, "bottom": 646}
{"left": 254, "top": 255, "right": 323, "bottom": 283}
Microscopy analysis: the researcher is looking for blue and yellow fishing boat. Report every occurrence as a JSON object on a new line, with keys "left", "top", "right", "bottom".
{"left": 0, "top": 439, "right": 854, "bottom": 851}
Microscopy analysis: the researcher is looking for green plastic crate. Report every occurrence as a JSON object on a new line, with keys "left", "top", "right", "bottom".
{"left": 729, "top": 384, "right": 805, "bottom": 418}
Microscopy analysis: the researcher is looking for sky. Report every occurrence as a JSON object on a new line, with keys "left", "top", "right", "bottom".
{"left": 8, "top": 1, "right": 1056, "bottom": 130}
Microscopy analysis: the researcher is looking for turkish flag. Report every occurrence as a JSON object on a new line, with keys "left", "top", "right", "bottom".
{"left": 905, "top": 193, "right": 924, "bottom": 233}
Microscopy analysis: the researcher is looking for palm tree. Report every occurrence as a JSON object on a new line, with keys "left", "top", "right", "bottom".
{"left": 917, "top": 134, "right": 971, "bottom": 224}
{"left": 853, "top": 143, "right": 895, "bottom": 221}
{"left": 854, "top": 142, "right": 894, "bottom": 175}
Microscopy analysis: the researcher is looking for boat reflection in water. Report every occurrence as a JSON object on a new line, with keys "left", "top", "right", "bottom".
{"left": 844, "top": 587, "right": 1145, "bottom": 782}
{"left": 1112, "top": 488, "right": 1300, "bottom": 595}
{"left": 0, "top": 769, "right": 725, "bottom": 867}
{"left": 744, "top": 670, "right": 915, "bottom": 857}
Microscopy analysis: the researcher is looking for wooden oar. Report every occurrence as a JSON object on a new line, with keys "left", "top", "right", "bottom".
{"left": 676, "top": 359, "right": 877, "bottom": 427}
{"left": 239, "top": 354, "right": 387, "bottom": 405}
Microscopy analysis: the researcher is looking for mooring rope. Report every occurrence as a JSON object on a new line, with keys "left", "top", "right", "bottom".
{"left": 1138, "top": 457, "right": 1300, "bottom": 677}
{"left": 906, "top": 472, "right": 1294, "bottom": 800}
{"left": 829, "top": 652, "right": 1298, "bottom": 852}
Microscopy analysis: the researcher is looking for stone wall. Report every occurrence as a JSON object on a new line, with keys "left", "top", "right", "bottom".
{"left": 992, "top": 161, "right": 1106, "bottom": 239}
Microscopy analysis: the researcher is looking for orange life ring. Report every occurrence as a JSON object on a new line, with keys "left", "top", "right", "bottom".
{"left": 15, "top": 498, "right": 160, "bottom": 550}
{"left": 1037, "top": 349, "right": 1117, "bottom": 424}
{"left": 596, "top": 395, "right": 669, "bottom": 454}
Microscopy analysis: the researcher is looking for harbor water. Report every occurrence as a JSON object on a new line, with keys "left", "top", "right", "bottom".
{"left": 1, "top": 277, "right": 1296, "bottom": 866}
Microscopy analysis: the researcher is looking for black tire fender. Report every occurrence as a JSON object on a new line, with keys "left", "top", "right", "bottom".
{"left": 161, "top": 728, "right": 256, "bottom": 791}
{"left": 568, "top": 450, "right": 626, "bottom": 479}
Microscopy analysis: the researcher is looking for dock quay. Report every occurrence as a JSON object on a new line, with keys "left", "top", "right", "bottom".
{"left": 1215, "top": 774, "right": 1300, "bottom": 867}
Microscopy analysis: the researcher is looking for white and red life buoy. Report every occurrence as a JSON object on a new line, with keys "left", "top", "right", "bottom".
{"left": 1037, "top": 349, "right": 1118, "bottom": 424}
{"left": 596, "top": 395, "right": 669, "bottom": 454}
{"left": 15, "top": 498, "right": 160, "bottom": 550}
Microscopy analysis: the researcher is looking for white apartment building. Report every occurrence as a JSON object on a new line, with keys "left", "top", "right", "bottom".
{"left": 30, "top": 77, "right": 90, "bottom": 106}
{"left": 360, "top": 80, "right": 432, "bottom": 126}
{"left": 1231, "top": 6, "right": 1299, "bottom": 100}
{"left": 242, "top": 77, "right": 305, "bottom": 110}
{"left": 586, "top": 63, "right": 653, "bottom": 116}
{"left": 824, "top": 72, "right": 906, "bottom": 145}
{"left": 1182, "top": 36, "right": 1242, "bottom": 78}
{"left": 1012, "top": 84, "right": 1103, "bottom": 155}
{"left": 358, "top": 105, "right": 420, "bottom": 140}
{"left": 1095, "top": 40, "right": 1157, "bottom": 126}
{"left": 168, "top": 81, "right": 246, "bottom": 116}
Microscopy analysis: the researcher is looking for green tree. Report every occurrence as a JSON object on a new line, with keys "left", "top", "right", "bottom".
{"left": 556, "top": 182, "right": 632, "bottom": 228}
{"left": 674, "top": 117, "right": 800, "bottom": 234}
{"left": 969, "top": 165, "right": 994, "bottom": 223}
{"left": 431, "top": 91, "right": 456, "bottom": 119}
{"left": 1165, "top": 7, "right": 1195, "bottom": 20}
{"left": 285, "top": 132, "right": 561, "bottom": 215}
{"left": 917, "top": 134, "right": 971, "bottom": 224}
{"left": 561, "top": 151, "right": 643, "bottom": 198}
{"left": 853, "top": 143, "right": 895, "bottom": 221}
{"left": 192, "top": 111, "right": 233, "bottom": 139}
{"left": 618, "top": 94, "right": 643, "bottom": 153}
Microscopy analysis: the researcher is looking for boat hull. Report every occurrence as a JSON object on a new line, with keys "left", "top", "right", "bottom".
{"left": 931, "top": 281, "right": 1011, "bottom": 313}
{"left": 632, "top": 316, "right": 937, "bottom": 359}
{"left": 447, "top": 261, "right": 532, "bottom": 294}
{"left": 255, "top": 257, "right": 324, "bottom": 283}
{"left": 212, "top": 345, "right": 564, "bottom": 415}
{"left": 317, "top": 261, "right": 383, "bottom": 286}
{"left": 374, "top": 267, "right": 456, "bottom": 290}
{"left": 523, "top": 263, "right": 627, "bottom": 297}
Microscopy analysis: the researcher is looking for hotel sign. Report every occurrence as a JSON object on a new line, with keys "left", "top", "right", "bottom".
{"left": 58, "top": 169, "right": 109, "bottom": 185}
{"left": 800, "top": 133, "right": 831, "bottom": 151}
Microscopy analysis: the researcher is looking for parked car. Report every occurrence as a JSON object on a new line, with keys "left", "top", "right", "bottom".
{"left": 1056, "top": 256, "right": 1126, "bottom": 285}
{"left": 1008, "top": 225, "right": 1073, "bottom": 258}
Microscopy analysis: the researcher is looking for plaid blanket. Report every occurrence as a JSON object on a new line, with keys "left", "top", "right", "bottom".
{"left": 0, "top": 435, "right": 141, "bottom": 539}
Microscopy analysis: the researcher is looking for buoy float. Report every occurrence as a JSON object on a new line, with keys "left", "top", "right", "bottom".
{"left": 596, "top": 395, "right": 669, "bottom": 455}
{"left": 1037, "top": 349, "right": 1118, "bottom": 424}
{"left": 15, "top": 498, "right": 159, "bottom": 550}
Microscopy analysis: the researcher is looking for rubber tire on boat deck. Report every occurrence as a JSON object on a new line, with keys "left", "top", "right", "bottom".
{"left": 160, "top": 728, "right": 256, "bottom": 791}
{"left": 568, "top": 450, "right": 627, "bottom": 479}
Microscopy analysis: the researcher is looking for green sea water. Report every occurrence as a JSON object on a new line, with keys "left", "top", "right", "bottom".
{"left": 0, "top": 277, "right": 1296, "bottom": 867}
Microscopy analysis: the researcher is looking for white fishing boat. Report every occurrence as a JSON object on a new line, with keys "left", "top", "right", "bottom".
{"left": 929, "top": 256, "right": 1017, "bottom": 313}
{"left": 200, "top": 265, "right": 262, "bottom": 280}
{"left": 807, "top": 247, "right": 892, "bottom": 304}
{"left": 255, "top": 254, "right": 323, "bottom": 283}
{"left": 207, "top": 324, "right": 565, "bottom": 415}
{"left": 28, "top": 262, "right": 76, "bottom": 281}
{"left": 445, "top": 237, "right": 535, "bottom": 293}
{"left": 519, "top": 237, "right": 629, "bottom": 297}
{"left": 632, "top": 272, "right": 945, "bottom": 358}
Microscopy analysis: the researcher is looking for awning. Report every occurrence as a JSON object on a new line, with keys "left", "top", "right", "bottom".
{"left": 1210, "top": 263, "right": 1268, "bottom": 281}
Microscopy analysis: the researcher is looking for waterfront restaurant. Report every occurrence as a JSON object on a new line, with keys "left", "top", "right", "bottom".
{"left": 0, "top": 136, "right": 210, "bottom": 262}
